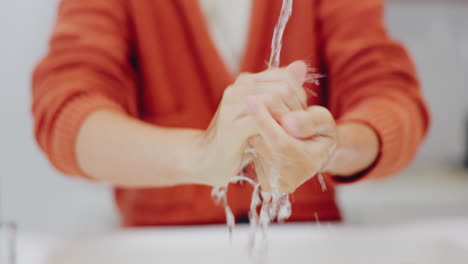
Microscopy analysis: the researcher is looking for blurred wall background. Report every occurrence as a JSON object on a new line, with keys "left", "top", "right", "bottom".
{"left": 0, "top": 0, "right": 467, "bottom": 235}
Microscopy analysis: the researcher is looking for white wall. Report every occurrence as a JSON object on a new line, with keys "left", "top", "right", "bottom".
{"left": 0, "top": 0, "right": 119, "bottom": 234}
{"left": 386, "top": 3, "right": 468, "bottom": 163}
{"left": 0, "top": 1, "right": 467, "bottom": 234}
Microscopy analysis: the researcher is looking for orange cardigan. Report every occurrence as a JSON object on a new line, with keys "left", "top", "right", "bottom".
{"left": 32, "top": 0, "right": 429, "bottom": 226}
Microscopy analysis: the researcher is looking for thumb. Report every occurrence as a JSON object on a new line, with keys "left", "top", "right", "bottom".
{"left": 281, "top": 106, "right": 336, "bottom": 139}
{"left": 286, "top": 60, "right": 307, "bottom": 84}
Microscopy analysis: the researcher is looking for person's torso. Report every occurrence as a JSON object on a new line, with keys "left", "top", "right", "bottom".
{"left": 116, "top": 0, "right": 339, "bottom": 226}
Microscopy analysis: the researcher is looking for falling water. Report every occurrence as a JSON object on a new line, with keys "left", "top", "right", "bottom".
{"left": 268, "top": 0, "right": 293, "bottom": 68}
{"left": 211, "top": 186, "right": 236, "bottom": 239}
{"left": 211, "top": 0, "right": 304, "bottom": 262}
{"left": 247, "top": 0, "right": 295, "bottom": 260}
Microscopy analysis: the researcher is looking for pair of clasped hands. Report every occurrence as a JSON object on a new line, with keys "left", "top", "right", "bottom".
{"left": 200, "top": 61, "right": 337, "bottom": 193}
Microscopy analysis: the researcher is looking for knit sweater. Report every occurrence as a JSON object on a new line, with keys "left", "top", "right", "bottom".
{"left": 32, "top": 0, "right": 430, "bottom": 226}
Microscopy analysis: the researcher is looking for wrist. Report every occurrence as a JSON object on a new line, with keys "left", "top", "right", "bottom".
{"left": 325, "top": 122, "right": 379, "bottom": 177}
{"left": 179, "top": 129, "right": 212, "bottom": 185}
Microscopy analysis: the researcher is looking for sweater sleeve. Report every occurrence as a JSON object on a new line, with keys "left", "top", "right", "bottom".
{"left": 317, "top": 0, "right": 430, "bottom": 182}
{"left": 31, "top": 0, "right": 138, "bottom": 177}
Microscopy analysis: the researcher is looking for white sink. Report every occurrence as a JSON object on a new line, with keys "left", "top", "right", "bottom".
{"left": 18, "top": 219, "right": 468, "bottom": 264}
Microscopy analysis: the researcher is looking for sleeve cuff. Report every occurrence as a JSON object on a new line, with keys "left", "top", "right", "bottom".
{"left": 50, "top": 93, "right": 126, "bottom": 178}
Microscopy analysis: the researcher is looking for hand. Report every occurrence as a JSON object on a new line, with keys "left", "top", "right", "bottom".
{"left": 197, "top": 61, "right": 309, "bottom": 187}
{"left": 248, "top": 100, "right": 337, "bottom": 193}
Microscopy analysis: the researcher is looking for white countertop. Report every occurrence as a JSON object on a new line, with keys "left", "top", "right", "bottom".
{"left": 3, "top": 164, "right": 467, "bottom": 263}
{"left": 3, "top": 164, "right": 467, "bottom": 236}
{"left": 16, "top": 219, "right": 468, "bottom": 264}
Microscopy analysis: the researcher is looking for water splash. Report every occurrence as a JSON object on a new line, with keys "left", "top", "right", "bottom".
{"left": 211, "top": 0, "right": 301, "bottom": 262}
{"left": 211, "top": 186, "right": 236, "bottom": 239}
{"left": 314, "top": 212, "right": 321, "bottom": 227}
{"left": 248, "top": 0, "right": 295, "bottom": 259}
{"left": 317, "top": 173, "right": 328, "bottom": 192}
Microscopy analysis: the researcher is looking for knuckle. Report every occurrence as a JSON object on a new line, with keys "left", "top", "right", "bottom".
{"left": 223, "top": 85, "right": 235, "bottom": 98}
{"left": 276, "top": 81, "right": 291, "bottom": 97}
{"left": 310, "top": 106, "right": 334, "bottom": 121}
{"left": 256, "top": 94, "right": 273, "bottom": 106}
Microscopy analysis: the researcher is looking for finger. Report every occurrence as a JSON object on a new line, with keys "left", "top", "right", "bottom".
{"left": 256, "top": 80, "right": 306, "bottom": 110}
{"left": 235, "top": 61, "right": 307, "bottom": 100}
{"left": 226, "top": 73, "right": 257, "bottom": 100}
{"left": 286, "top": 60, "right": 307, "bottom": 84}
{"left": 247, "top": 96, "right": 288, "bottom": 143}
{"left": 281, "top": 106, "right": 336, "bottom": 139}
{"left": 284, "top": 60, "right": 308, "bottom": 108}
{"left": 283, "top": 88, "right": 307, "bottom": 111}
{"left": 253, "top": 78, "right": 306, "bottom": 110}
{"left": 239, "top": 95, "right": 290, "bottom": 125}
{"left": 242, "top": 62, "right": 308, "bottom": 112}
{"left": 254, "top": 92, "right": 291, "bottom": 122}
{"left": 252, "top": 60, "right": 307, "bottom": 89}
{"left": 234, "top": 72, "right": 255, "bottom": 85}
{"left": 274, "top": 82, "right": 307, "bottom": 112}
{"left": 252, "top": 157, "right": 273, "bottom": 192}
{"left": 231, "top": 80, "right": 303, "bottom": 123}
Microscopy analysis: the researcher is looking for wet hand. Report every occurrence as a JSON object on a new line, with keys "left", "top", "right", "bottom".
{"left": 248, "top": 100, "right": 337, "bottom": 193}
{"left": 198, "top": 61, "right": 308, "bottom": 187}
